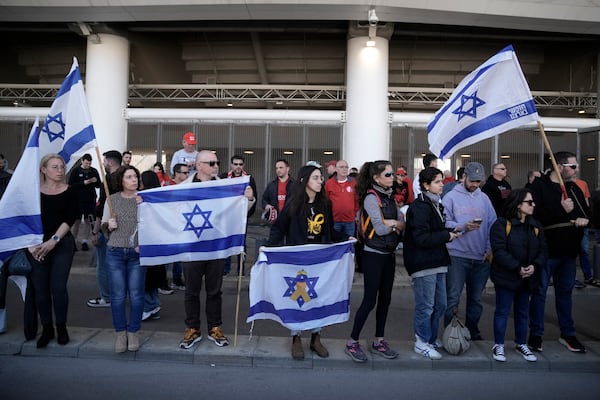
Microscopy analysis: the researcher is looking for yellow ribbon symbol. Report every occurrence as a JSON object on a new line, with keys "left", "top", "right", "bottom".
{"left": 307, "top": 213, "right": 324, "bottom": 235}
{"left": 289, "top": 270, "right": 311, "bottom": 304}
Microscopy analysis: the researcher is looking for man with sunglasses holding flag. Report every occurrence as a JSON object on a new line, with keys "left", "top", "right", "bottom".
{"left": 527, "top": 151, "right": 590, "bottom": 354}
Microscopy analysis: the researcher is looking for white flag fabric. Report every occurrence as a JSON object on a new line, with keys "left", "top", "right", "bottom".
{"left": 247, "top": 240, "right": 355, "bottom": 331}
{"left": 0, "top": 118, "right": 43, "bottom": 265}
{"left": 137, "top": 176, "right": 249, "bottom": 266}
{"left": 428, "top": 45, "right": 539, "bottom": 159}
{"left": 40, "top": 57, "right": 97, "bottom": 170}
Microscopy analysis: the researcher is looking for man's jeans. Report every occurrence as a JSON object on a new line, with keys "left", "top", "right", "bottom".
{"left": 412, "top": 272, "right": 447, "bottom": 343}
{"left": 529, "top": 256, "right": 576, "bottom": 337}
{"left": 144, "top": 289, "right": 160, "bottom": 313}
{"left": 579, "top": 229, "right": 592, "bottom": 279}
{"left": 106, "top": 247, "right": 146, "bottom": 333}
{"left": 445, "top": 256, "right": 490, "bottom": 338}
{"left": 493, "top": 285, "right": 530, "bottom": 345}
{"left": 95, "top": 232, "right": 111, "bottom": 301}
{"left": 334, "top": 221, "right": 355, "bottom": 237}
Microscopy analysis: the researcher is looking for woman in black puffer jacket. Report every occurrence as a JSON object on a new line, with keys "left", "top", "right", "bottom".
{"left": 489, "top": 188, "right": 547, "bottom": 362}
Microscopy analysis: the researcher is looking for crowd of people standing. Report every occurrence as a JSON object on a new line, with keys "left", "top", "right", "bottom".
{"left": 3, "top": 132, "right": 596, "bottom": 364}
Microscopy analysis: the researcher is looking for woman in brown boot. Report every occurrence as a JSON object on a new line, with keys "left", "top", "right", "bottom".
{"left": 268, "top": 163, "right": 351, "bottom": 360}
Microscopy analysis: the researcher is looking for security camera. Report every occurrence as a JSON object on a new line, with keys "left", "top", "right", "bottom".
{"left": 368, "top": 9, "right": 379, "bottom": 26}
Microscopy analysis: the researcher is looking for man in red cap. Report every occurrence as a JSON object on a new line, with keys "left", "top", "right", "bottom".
{"left": 325, "top": 160, "right": 337, "bottom": 180}
{"left": 169, "top": 132, "right": 198, "bottom": 176}
{"left": 394, "top": 166, "right": 413, "bottom": 205}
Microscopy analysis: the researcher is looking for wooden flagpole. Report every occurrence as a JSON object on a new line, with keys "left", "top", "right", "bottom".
{"left": 537, "top": 120, "right": 568, "bottom": 199}
{"left": 233, "top": 252, "right": 245, "bottom": 346}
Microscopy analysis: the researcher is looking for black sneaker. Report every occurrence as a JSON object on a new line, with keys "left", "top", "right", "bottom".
{"left": 558, "top": 335, "right": 586, "bottom": 353}
{"left": 574, "top": 279, "right": 587, "bottom": 289}
{"left": 528, "top": 334, "right": 543, "bottom": 352}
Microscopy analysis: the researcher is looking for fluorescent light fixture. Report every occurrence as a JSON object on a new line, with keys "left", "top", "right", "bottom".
{"left": 283, "top": 151, "right": 294, "bottom": 155}
{"left": 323, "top": 151, "right": 334, "bottom": 155}
{"left": 243, "top": 150, "right": 254, "bottom": 154}
{"left": 500, "top": 155, "right": 511, "bottom": 159}
{"left": 460, "top": 154, "right": 471, "bottom": 158}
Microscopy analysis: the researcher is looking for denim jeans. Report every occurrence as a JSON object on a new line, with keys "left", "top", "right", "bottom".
{"left": 183, "top": 259, "right": 225, "bottom": 331}
{"left": 144, "top": 289, "right": 160, "bottom": 312}
{"left": 30, "top": 234, "right": 75, "bottom": 325}
{"left": 95, "top": 232, "right": 111, "bottom": 301}
{"left": 412, "top": 272, "right": 447, "bottom": 344}
{"left": 350, "top": 251, "right": 395, "bottom": 340}
{"left": 334, "top": 221, "right": 356, "bottom": 237}
{"left": 493, "top": 285, "right": 530, "bottom": 345}
{"left": 529, "top": 256, "right": 576, "bottom": 337}
{"left": 579, "top": 229, "right": 592, "bottom": 279}
{"left": 171, "top": 262, "right": 183, "bottom": 283}
{"left": 106, "top": 246, "right": 146, "bottom": 333}
{"left": 444, "top": 256, "right": 490, "bottom": 338}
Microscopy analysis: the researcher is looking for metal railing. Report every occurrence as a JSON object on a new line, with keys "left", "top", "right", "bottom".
{"left": 1, "top": 84, "right": 597, "bottom": 112}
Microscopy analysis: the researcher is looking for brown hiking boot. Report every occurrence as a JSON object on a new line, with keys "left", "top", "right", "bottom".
{"left": 291, "top": 335, "right": 304, "bottom": 360}
{"left": 310, "top": 332, "right": 329, "bottom": 358}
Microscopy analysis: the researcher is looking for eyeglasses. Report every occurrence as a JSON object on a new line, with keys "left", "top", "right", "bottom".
{"left": 383, "top": 172, "right": 394, "bottom": 178}
{"left": 176, "top": 170, "right": 189, "bottom": 174}
{"left": 522, "top": 200, "right": 535, "bottom": 206}
{"left": 232, "top": 162, "right": 244, "bottom": 166}
{"left": 495, "top": 167, "right": 506, "bottom": 170}
{"left": 561, "top": 163, "right": 578, "bottom": 170}
{"left": 199, "top": 161, "right": 220, "bottom": 167}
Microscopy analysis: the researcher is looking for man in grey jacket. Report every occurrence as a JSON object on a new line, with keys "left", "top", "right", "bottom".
{"left": 442, "top": 162, "right": 497, "bottom": 340}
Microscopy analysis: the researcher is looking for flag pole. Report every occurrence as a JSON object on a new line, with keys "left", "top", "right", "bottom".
{"left": 537, "top": 120, "right": 568, "bottom": 199}
{"left": 94, "top": 146, "right": 115, "bottom": 216}
{"left": 233, "top": 252, "right": 245, "bottom": 346}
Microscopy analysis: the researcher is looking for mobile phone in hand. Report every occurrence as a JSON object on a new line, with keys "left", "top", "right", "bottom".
{"left": 473, "top": 218, "right": 482, "bottom": 224}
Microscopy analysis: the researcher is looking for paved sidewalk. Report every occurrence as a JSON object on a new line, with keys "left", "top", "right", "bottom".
{"left": 1, "top": 223, "right": 599, "bottom": 371}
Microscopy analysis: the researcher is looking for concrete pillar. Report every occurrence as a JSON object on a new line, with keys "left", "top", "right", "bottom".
{"left": 85, "top": 33, "right": 129, "bottom": 155}
{"left": 344, "top": 36, "right": 390, "bottom": 167}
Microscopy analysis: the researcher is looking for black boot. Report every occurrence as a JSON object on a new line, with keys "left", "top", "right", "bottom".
{"left": 37, "top": 324, "right": 54, "bottom": 348}
{"left": 56, "top": 324, "right": 70, "bottom": 345}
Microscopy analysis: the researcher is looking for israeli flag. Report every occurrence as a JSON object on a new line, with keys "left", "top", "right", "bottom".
{"left": 247, "top": 240, "right": 355, "bottom": 331}
{"left": 137, "top": 176, "right": 250, "bottom": 266}
{"left": 0, "top": 118, "right": 43, "bottom": 266}
{"left": 40, "top": 57, "right": 97, "bottom": 170}
{"left": 428, "top": 45, "right": 539, "bottom": 159}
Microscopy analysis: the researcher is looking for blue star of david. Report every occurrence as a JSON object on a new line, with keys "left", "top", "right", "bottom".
{"left": 283, "top": 273, "right": 319, "bottom": 307}
{"left": 452, "top": 90, "right": 486, "bottom": 121}
{"left": 42, "top": 112, "right": 66, "bottom": 143}
{"left": 182, "top": 204, "right": 213, "bottom": 238}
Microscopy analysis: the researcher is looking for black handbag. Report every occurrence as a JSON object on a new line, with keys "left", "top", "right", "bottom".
{"left": 7, "top": 249, "right": 34, "bottom": 276}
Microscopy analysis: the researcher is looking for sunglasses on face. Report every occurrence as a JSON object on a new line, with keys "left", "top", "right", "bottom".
{"left": 233, "top": 162, "right": 244, "bottom": 166}
{"left": 176, "top": 170, "right": 189, "bottom": 174}
{"left": 561, "top": 163, "right": 578, "bottom": 170}
{"left": 383, "top": 172, "right": 394, "bottom": 178}
{"left": 200, "top": 161, "right": 220, "bottom": 167}
{"left": 522, "top": 200, "right": 535, "bottom": 206}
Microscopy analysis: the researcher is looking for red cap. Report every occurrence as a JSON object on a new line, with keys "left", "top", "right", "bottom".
{"left": 183, "top": 132, "right": 197, "bottom": 145}
{"left": 325, "top": 160, "right": 337, "bottom": 168}
{"left": 396, "top": 167, "right": 407, "bottom": 175}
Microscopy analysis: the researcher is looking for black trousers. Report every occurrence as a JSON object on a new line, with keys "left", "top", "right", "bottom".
{"left": 183, "top": 259, "right": 225, "bottom": 331}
